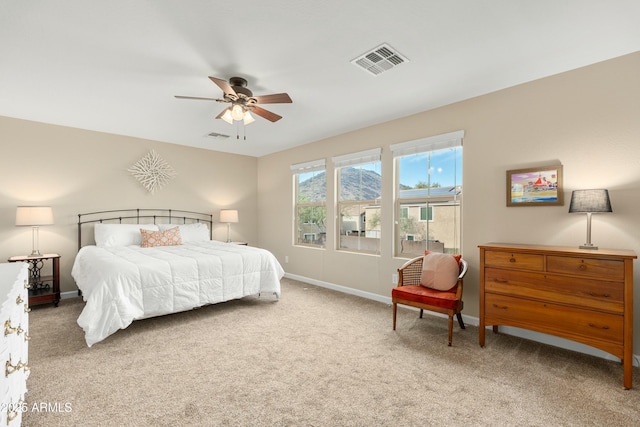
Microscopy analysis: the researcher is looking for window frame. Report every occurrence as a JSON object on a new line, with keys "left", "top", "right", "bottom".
{"left": 291, "top": 159, "right": 327, "bottom": 248}
{"left": 333, "top": 149, "right": 382, "bottom": 255}
{"left": 392, "top": 131, "right": 464, "bottom": 258}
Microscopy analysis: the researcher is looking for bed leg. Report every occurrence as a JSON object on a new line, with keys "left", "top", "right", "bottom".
{"left": 258, "top": 292, "right": 280, "bottom": 299}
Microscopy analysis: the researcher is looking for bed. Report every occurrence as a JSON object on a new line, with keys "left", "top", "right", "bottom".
{"left": 71, "top": 209, "right": 284, "bottom": 347}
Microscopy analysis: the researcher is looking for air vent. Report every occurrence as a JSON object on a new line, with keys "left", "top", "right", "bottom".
{"left": 207, "top": 132, "right": 230, "bottom": 139}
{"left": 351, "top": 43, "right": 409, "bottom": 76}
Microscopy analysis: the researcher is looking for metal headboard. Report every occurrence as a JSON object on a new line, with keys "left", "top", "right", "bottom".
{"left": 77, "top": 208, "right": 213, "bottom": 250}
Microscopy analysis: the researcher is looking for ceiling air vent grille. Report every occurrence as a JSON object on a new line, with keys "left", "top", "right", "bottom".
{"left": 207, "top": 132, "right": 230, "bottom": 139}
{"left": 351, "top": 43, "right": 408, "bottom": 76}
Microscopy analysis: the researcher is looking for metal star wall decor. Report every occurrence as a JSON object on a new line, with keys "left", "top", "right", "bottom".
{"left": 128, "top": 149, "right": 177, "bottom": 194}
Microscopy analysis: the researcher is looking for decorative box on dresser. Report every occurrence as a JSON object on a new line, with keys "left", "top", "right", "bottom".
{"left": 0, "top": 263, "right": 30, "bottom": 425}
{"left": 479, "top": 243, "right": 637, "bottom": 389}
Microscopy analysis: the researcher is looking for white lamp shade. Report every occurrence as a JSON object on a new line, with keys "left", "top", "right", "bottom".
{"left": 16, "top": 206, "right": 54, "bottom": 226}
{"left": 243, "top": 111, "right": 255, "bottom": 125}
{"left": 221, "top": 108, "right": 234, "bottom": 124}
{"left": 231, "top": 105, "right": 244, "bottom": 121}
{"left": 220, "top": 209, "right": 239, "bottom": 223}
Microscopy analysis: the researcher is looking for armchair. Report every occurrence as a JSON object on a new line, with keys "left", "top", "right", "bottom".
{"left": 392, "top": 255, "right": 468, "bottom": 346}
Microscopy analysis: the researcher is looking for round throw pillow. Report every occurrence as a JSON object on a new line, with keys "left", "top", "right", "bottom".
{"left": 420, "top": 252, "right": 460, "bottom": 291}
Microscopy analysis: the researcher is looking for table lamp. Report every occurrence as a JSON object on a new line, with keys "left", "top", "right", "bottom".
{"left": 16, "top": 206, "right": 54, "bottom": 256}
{"left": 220, "top": 209, "right": 239, "bottom": 243}
{"left": 568, "top": 189, "right": 612, "bottom": 250}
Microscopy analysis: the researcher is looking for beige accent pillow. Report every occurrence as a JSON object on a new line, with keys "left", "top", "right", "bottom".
{"left": 420, "top": 252, "right": 460, "bottom": 291}
{"left": 140, "top": 226, "right": 183, "bottom": 248}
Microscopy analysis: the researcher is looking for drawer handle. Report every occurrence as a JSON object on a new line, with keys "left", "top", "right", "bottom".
{"left": 24, "top": 280, "right": 30, "bottom": 289}
{"left": 5, "top": 360, "right": 19, "bottom": 376}
{"left": 493, "top": 278, "right": 509, "bottom": 284}
{"left": 24, "top": 333, "right": 31, "bottom": 342}
{"left": 15, "top": 295, "right": 23, "bottom": 305}
{"left": 509, "top": 257, "right": 516, "bottom": 263}
{"left": 4, "top": 320, "right": 17, "bottom": 336}
{"left": 588, "top": 323, "right": 610, "bottom": 330}
{"left": 588, "top": 292, "right": 610, "bottom": 298}
{"left": 579, "top": 264, "right": 587, "bottom": 271}
{"left": 24, "top": 304, "right": 31, "bottom": 313}
{"left": 492, "top": 303, "right": 509, "bottom": 310}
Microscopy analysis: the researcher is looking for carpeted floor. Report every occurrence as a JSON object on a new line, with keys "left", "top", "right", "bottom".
{"left": 22, "top": 278, "right": 640, "bottom": 426}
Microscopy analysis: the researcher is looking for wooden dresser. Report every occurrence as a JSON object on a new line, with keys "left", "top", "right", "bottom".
{"left": 479, "top": 243, "right": 637, "bottom": 389}
{"left": 1, "top": 263, "right": 30, "bottom": 425}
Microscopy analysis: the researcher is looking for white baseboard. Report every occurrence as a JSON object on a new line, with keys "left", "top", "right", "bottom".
{"left": 60, "top": 290, "right": 80, "bottom": 300}
{"left": 284, "top": 272, "right": 640, "bottom": 368}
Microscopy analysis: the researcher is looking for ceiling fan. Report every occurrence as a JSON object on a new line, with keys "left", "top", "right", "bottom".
{"left": 175, "top": 76, "right": 292, "bottom": 124}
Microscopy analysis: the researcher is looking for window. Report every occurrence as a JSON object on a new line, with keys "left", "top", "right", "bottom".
{"left": 419, "top": 206, "right": 433, "bottom": 222}
{"left": 392, "top": 131, "right": 463, "bottom": 257}
{"left": 291, "top": 159, "right": 326, "bottom": 247}
{"left": 333, "top": 149, "right": 382, "bottom": 254}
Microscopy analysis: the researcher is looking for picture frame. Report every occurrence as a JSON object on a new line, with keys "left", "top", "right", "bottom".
{"left": 506, "top": 165, "right": 563, "bottom": 206}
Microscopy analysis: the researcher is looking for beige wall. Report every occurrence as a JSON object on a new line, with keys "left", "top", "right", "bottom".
{"left": 257, "top": 52, "right": 640, "bottom": 350}
{"left": 0, "top": 118, "right": 258, "bottom": 292}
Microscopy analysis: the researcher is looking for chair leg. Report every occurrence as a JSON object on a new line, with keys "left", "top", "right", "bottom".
{"left": 456, "top": 312, "right": 465, "bottom": 329}
{"left": 393, "top": 303, "right": 397, "bottom": 330}
{"left": 447, "top": 315, "right": 454, "bottom": 346}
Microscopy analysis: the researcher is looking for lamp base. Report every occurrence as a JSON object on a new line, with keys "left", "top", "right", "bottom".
{"left": 29, "top": 250, "right": 42, "bottom": 257}
{"left": 579, "top": 243, "right": 598, "bottom": 250}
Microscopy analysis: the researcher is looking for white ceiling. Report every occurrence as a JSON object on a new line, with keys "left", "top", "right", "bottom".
{"left": 1, "top": 1, "right": 639, "bottom": 157}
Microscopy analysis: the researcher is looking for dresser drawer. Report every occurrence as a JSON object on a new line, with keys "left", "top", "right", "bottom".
{"left": 485, "top": 293, "right": 623, "bottom": 351}
{"left": 484, "top": 251, "right": 544, "bottom": 271}
{"left": 484, "top": 267, "right": 624, "bottom": 313}
{"left": 547, "top": 255, "right": 624, "bottom": 280}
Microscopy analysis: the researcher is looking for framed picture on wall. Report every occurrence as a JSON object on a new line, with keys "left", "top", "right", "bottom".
{"left": 506, "top": 165, "right": 563, "bottom": 206}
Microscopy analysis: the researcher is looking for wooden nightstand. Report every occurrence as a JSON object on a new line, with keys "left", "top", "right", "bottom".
{"left": 8, "top": 253, "right": 61, "bottom": 307}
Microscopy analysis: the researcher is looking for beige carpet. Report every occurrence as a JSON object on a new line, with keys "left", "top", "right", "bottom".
{"left": 23, "top": 278, "right": 640, "bottom": 426}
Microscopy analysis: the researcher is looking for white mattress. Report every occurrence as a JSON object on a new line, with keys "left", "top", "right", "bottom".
{"left": 71, "top": 240, "right": 284, "bottom": 347}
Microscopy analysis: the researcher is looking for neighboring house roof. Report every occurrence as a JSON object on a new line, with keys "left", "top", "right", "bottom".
{"left": 399, "top": 186, "right": 461, "bottom": 199}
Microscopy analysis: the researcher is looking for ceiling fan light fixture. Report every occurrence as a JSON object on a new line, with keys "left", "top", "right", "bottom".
{"left": 221, "top": 109, "right": 234, "bottom": 124}
{"left": 177, "top": 76, "right": 292, "bottom": 126}
{"left": 231, "top": 104, "right": 244, "bottom": 121}
{"left": 243, "top": 111, "right": 255, "bottom": 125}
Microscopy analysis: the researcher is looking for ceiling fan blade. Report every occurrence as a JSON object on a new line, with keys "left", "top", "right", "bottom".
{"left": 175, "top": 95, "right": 221, "bottom": 101}
{"left": 209, "top": 76, "right": 236, "bottom": 96}
{"left": 251, "top": 106, "right": 283, "bottom": 122}
{"left": 252, "top": 93, "right": 292, "bottom": 104}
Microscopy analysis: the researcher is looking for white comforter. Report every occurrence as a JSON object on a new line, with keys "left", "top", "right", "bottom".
{"left": 71, "top": 240, "right": 284, "bottom": 347}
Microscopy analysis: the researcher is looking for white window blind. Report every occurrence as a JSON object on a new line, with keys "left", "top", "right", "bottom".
{"left": 290, "top": 159, "right": 326, "bottom": 174}
{"left": 390, "top": 131, "right": 464, "bottom": 157}
{"left": 332, "top": 148, "right": 381, "bottom": 168}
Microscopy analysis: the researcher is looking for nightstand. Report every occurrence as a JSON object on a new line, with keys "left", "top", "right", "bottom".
{"left": 8, "top": 253, "right": 61, "bottom": 307}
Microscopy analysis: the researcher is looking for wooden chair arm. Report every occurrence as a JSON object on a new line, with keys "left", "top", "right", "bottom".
{"left": 454, "top": 259, "right": 468, "bottom": 298}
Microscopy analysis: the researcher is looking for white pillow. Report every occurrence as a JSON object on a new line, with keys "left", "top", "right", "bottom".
{"left": 158, "top": 223, "right": 210, "bottom": 242}
{"left": 420, "top": 252, "right": 460, "bottom": 291}
{"left": 94, "top": 223, "right": 160, "bottom": 247}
